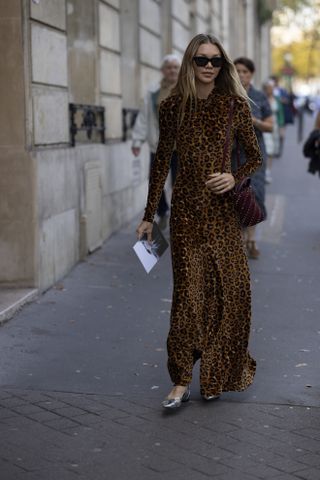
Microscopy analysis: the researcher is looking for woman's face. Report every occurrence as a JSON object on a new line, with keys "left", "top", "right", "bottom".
{"left": 264, "top": 83, "right": 274, "bottom": 97}
{"left": 193, "top": 43, "right": 222, "bottom": 86}
{"left": 235, "top": 63, "right": 253, "bottom": 89}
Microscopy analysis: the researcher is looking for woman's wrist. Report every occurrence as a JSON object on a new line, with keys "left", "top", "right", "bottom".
{"left": 142, "top": 215, "right": 153, "bottom": 224}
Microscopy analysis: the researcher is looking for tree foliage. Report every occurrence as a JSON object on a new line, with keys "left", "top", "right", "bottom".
{"left": 257, "top": 0, "right": 311, "bottom": 25}
{"left": 272, "top": 0, "right": 315, "bottom": 26}
{"left": 272, "top": 0, "right": 320, "bottom": 79}
{"left": 272, "top": 35, "right": 320, "bottom": 79}
{"left": 276, "top": 0, "right": 312, "bottom": 11}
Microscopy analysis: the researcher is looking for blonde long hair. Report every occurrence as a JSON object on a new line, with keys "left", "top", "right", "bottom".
{"left": 172, "top": 34, "right": 248, "bottom": 124}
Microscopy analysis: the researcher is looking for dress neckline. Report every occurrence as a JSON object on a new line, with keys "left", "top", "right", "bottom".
{"left": 196, "top": 87, "right": 216, "bottom": 101}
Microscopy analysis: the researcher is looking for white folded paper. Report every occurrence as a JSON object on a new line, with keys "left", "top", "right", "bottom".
{"left": 133, "top": 222, "right": 169, "bottom": 273}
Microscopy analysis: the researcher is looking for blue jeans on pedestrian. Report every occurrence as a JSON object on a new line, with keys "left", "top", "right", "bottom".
{"left": 150, "top": 151, "right": 178, "bottom": 218}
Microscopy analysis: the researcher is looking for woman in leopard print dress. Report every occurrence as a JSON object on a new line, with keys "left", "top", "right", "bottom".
{"left": 136, "top": 34, "right": 262, "bottom": 409}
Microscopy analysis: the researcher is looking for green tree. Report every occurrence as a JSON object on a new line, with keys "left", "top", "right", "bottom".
{"left": 272, "top": 35, "right": 320, "bottom": 79}
{"left": 257, "top": 0, "right": 312, "bottom": 24}
{"left": 277, "top": 0, "right": 311, "bottom": 11}
{"left": 272, "top": 0, "right": 320, "bottom": 80}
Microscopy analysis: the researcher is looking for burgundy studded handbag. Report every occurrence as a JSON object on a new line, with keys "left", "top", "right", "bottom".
{"left": 222, "top": 99, "right": 266, "bottom": 228}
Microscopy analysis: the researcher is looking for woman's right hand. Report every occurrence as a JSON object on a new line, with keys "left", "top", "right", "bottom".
{"left": 136, "top": 220, "right": 153, "bottom": 244}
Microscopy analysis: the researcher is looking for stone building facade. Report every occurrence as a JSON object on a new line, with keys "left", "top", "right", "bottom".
{"left": 0, "top": 0, "right": 273, "bottom": 293}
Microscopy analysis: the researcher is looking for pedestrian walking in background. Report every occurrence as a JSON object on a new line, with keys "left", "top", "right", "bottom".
{"left": 136, "top": 34, "right": 262, "bottom": 409}
{"left": 132, "top": 54, "right": 181, "bottom": 230}
{"left": 270, "top": 75, "right": 293, "bottom": 157}
{"left": 234, "top": 57, "right": 273, "bottom": 260}
{"left": 303, "top": 110, "right": 320, "bottom": 177}
{"left": 262, "top": 79, "right": 284, "bottom": 184}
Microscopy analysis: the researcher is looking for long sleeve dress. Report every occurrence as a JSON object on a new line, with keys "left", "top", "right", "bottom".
{"left": 143, "top": 88, "right": 262, "bottom": 397}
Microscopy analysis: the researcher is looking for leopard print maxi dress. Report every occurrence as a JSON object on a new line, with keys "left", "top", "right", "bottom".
{"left": 143, "top": 89, "right": 262, "bottom": 397}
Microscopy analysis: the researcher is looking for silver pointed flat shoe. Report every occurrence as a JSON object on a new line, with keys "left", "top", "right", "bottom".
{"left": 202, "top": 394, "right": 221, "bottom": 401}
{"left": 162, "top": 385, "right": 190, "bottom": 409}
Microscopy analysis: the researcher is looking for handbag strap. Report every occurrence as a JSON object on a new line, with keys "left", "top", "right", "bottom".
{"left": 222, "top": 98, "right": 240, "bottom": 173}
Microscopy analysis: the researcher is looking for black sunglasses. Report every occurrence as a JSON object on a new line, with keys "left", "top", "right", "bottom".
{"left": 193, "top": 56, "right": 223, "bottom": 68}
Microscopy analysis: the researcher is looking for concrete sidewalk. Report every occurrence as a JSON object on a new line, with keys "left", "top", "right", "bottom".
{"left": 0, "top": 117, "right": 320, "bottom": 479}
{"left": 0, "top": 289, "right": 38, "bottom": 325}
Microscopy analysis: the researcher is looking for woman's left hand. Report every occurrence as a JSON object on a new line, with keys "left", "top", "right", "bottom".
{"left": 251, "top": 115, "right": 260, "bottom": 129}
{"left": 205, "top": 172, "right": 235, "bottom": 194}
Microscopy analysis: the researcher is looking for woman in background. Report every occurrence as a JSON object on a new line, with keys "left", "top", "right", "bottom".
{"left": 262, "top": 79, "right": 283, "bottom": 184}
{"left": 234, "top": 58, "right": 273, "bottom": 259}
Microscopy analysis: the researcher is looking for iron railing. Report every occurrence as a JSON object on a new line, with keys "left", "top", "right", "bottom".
{"left": 122, "top": 108, "right": 139, "bottom": 142}
{"left": 69, "top": 103, "right": 105, "bottom": 147}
